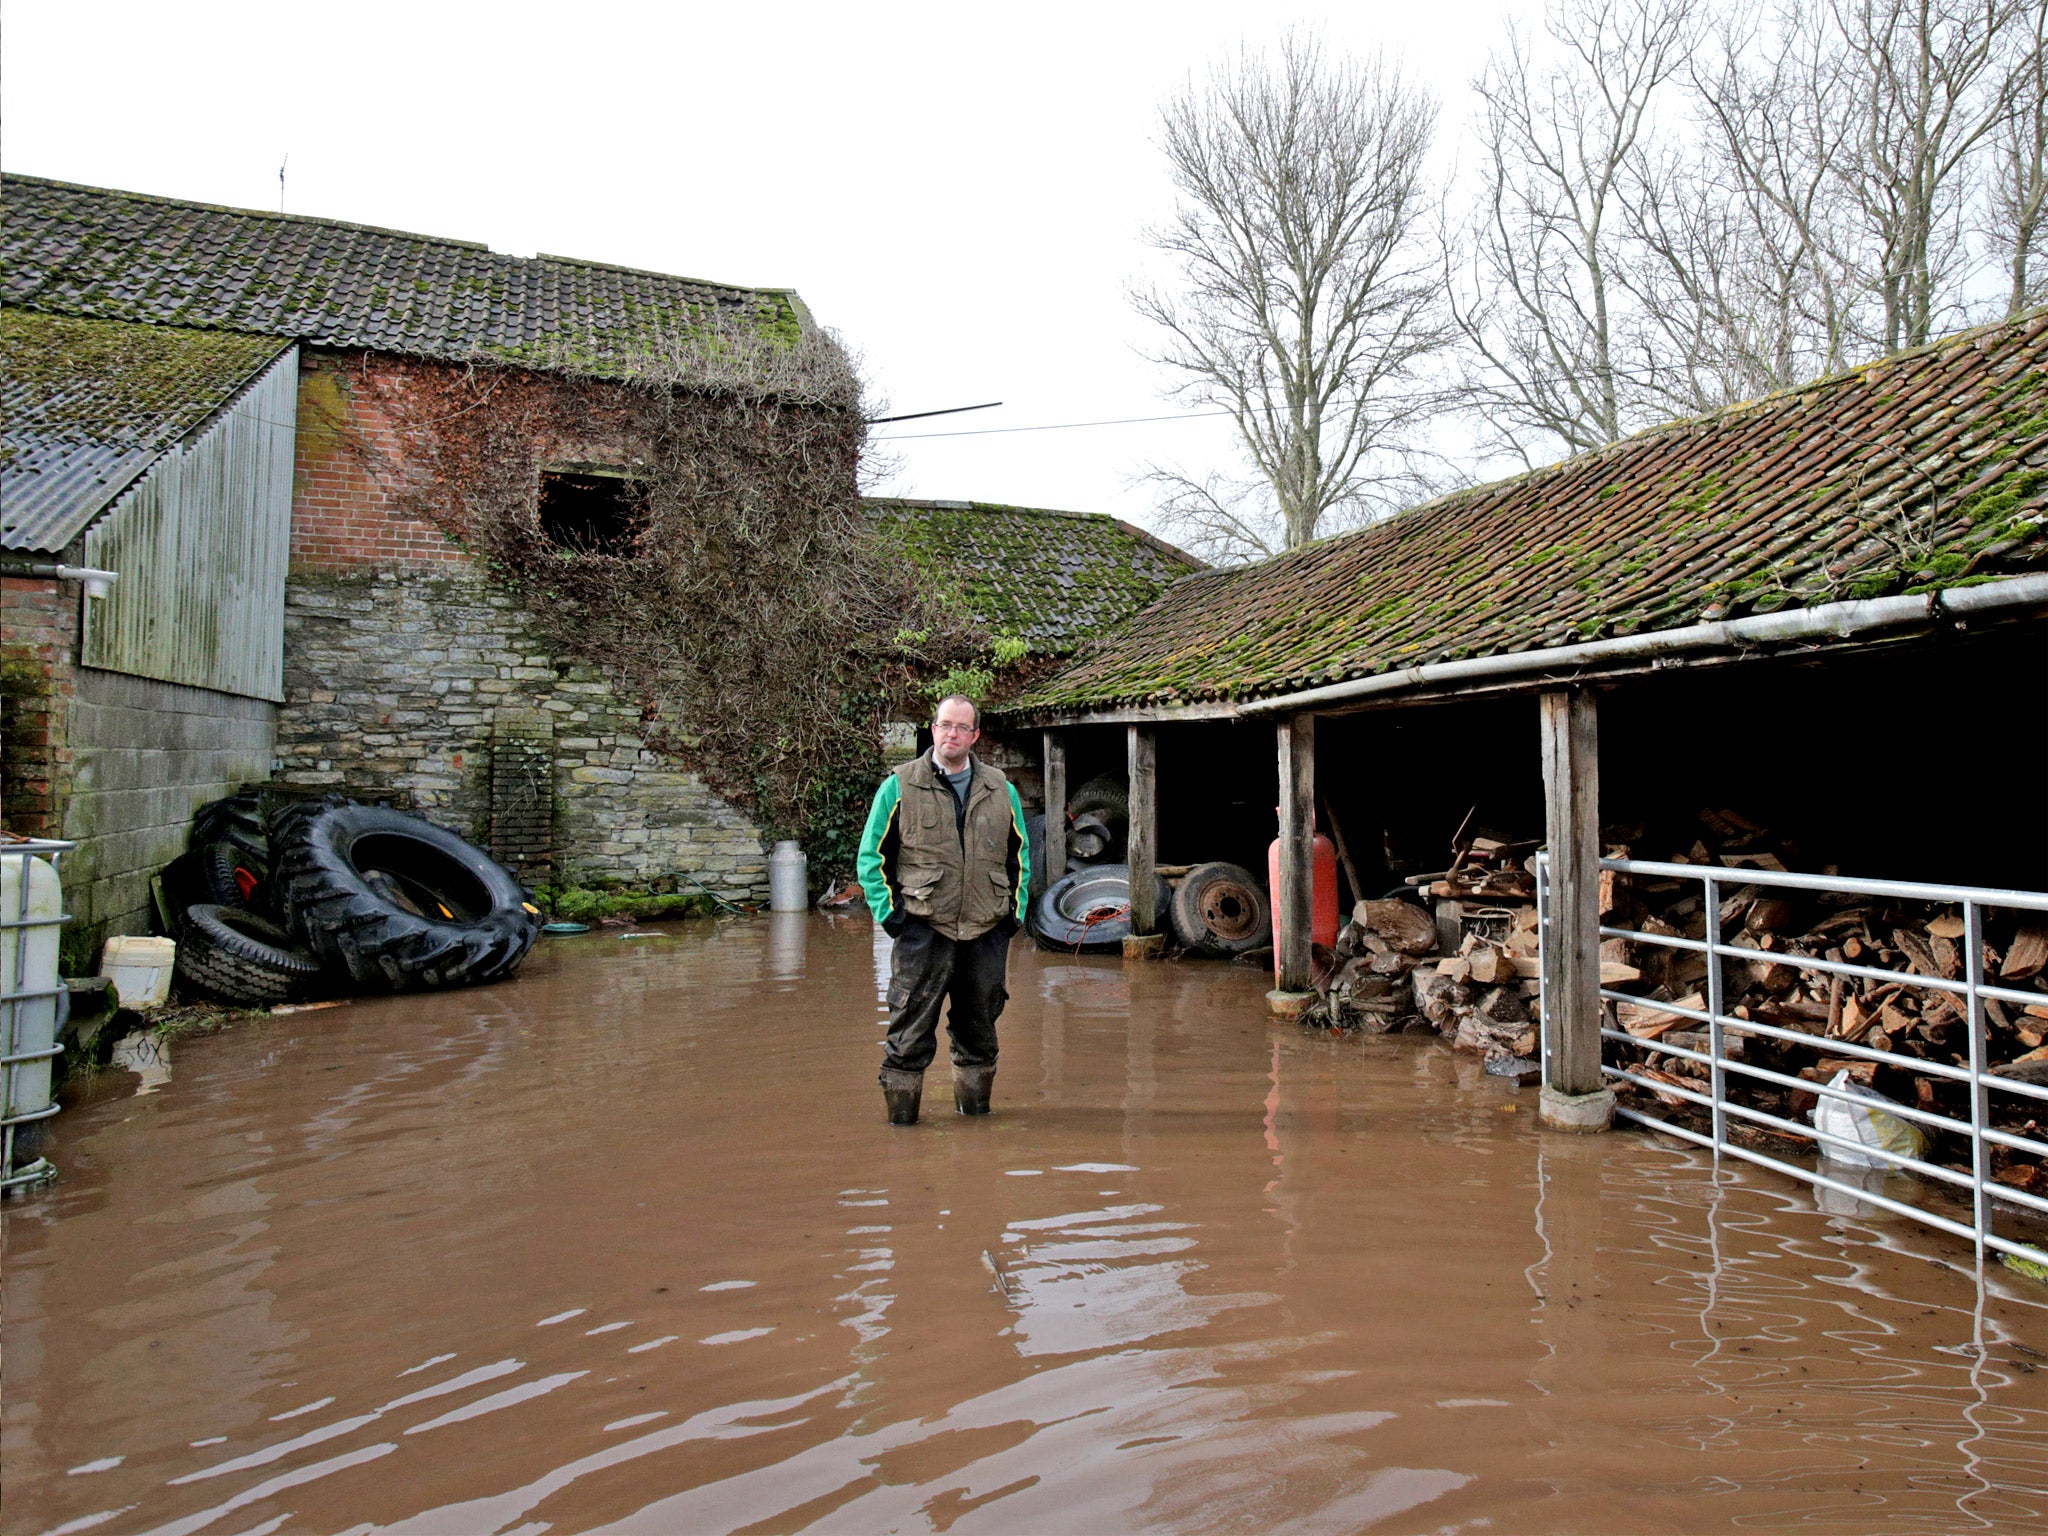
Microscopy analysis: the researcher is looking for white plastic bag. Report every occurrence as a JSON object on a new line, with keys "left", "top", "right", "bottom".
{"left": 1812, "top": 1068, "right": 1926, "bottom": 1169}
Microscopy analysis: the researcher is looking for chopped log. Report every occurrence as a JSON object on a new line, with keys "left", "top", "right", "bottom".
{"left": 2002, "top": 918, "right": 2047, "bottom": 981}
{"left": 1747, "top": 897, "right": 1796, "bottom": 933}
{"left": 1354, "top": 898, "right": 1440, "bottom": 955}
{"left": 1468, "top": 947, "right": 1513, "bottom": 986}
{"left": 1827, "top": 975, "right": 1845, "bottom": 1037}
{"left": 1892, "top": 928, "right": 1940, "bottom": 978}
{"left": 1619, "top": 993, "right": 1705, "bottom": 1039}
{"left": 1747, "top": 959, "right": 1801, "bottom": 994}
{"left": 1600, "top": 962, "right": 1643, "bottom": 985}
{"left": 1720, "top": 850, "right": 1788, "bottom": 872}
{"left": 1927, "top": 914, "right": 1966, "bottom": 939}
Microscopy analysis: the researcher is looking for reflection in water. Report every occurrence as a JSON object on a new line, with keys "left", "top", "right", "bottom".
{"left": 767, "top": 911, "right": 808, "bottom": 982}
{"left": 5, "top": 916, "right": 2046, "bottom": 1536}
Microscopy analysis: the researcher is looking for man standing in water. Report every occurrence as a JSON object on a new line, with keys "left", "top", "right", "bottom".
{"left": 857, "top": 694, "right": 1030, "bottom": 1125}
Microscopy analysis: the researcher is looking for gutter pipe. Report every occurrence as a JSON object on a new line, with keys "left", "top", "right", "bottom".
{"left": 0, "top": 562, "right": 120, "bottom": 600}
{"left": 1237, "top": 571, "right": 2048, "bottom": 718}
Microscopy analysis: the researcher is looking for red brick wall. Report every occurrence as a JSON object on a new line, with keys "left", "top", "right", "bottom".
{"left": 290, "top": 350, "right": 474, "bottom": 571}
{"left": 0, "top": 576, "right": 79, "bottom": 836}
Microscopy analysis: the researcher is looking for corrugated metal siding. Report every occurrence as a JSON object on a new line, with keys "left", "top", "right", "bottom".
{"left": 80, "top": 347, "right": 297, "bottom": 702}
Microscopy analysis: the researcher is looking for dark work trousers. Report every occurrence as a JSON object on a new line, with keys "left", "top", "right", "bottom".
{"left": 881, "top": 919, "right": 1013, "bottom": 1077}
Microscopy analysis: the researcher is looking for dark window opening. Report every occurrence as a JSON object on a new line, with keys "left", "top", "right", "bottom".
{"left": 538, "top": 470, "right": 640, "bottom": 554}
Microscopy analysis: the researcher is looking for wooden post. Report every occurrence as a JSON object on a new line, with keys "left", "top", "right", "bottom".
{"left": 1127, "top": 725, "right": 1158, "bottom": 935}
{"left": 1539, "top": 688, "right": 1612, "bottom": 1130}
{"left": 1276, "top": 714, "right": 1315, "bottom": 993}
{"left": 1041, "top": 730, "right": 1067, "bottom": 885}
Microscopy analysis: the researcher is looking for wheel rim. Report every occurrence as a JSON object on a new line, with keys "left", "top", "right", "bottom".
{"left": 1197, "top": 879, "right": 1262, "bottom": 943}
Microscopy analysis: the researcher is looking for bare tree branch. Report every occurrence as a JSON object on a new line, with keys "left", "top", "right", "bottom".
{"left": 1133, "top": 32, "right": 1452, "bottom": 554}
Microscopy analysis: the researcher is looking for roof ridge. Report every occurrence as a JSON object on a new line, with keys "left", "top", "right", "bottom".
{"left": 3, "top": 173, "right": 781, "bottom": 300}
{"left": 3, "top": 173, "right": 493, "bottom": 251}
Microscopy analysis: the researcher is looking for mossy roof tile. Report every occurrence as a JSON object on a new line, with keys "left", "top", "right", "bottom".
{"left": 1, "top": 176, "right": 805, "bottom": 374}
{"left": 1003, "top": 311, "right": 2048, "bottom": 715}
{"left": 867, "top": 498, "right": 1203, "bottom": 654}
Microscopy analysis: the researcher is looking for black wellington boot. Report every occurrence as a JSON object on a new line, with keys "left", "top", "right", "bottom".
{"left": 954, "top": 1065, "right": 996, "bottom": 1117}
{"left": 880, "top": 1068, "right": 923, "bottom": 1126}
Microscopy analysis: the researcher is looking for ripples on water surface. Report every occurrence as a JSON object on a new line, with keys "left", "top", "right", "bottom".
{"left": 5, "top": 914, "right": 2046, "bottom": 1534}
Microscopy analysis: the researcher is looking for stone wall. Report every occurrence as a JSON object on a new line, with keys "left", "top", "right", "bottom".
{"left": 277, "top": 570, "right": 769, "bottom": 901}
{"left": 61, "top": 670, "right": 277, "bottom": 950}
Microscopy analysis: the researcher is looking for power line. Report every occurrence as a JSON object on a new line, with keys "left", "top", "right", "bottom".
{"left": 873, "top": 409, "right": 1234, "bottom": 442}
{"left": 866, "top": 400, "right": 1002, "bottom": 424}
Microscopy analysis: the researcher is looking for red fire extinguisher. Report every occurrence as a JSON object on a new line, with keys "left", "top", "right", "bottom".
{"left": 1268, "top": 809, "right": 1339, "bottom": 972}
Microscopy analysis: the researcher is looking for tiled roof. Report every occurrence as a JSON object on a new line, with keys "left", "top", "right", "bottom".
{"left": 867, "top": 498, "right": 1203, "bottom": 655}
{"left": 1005, "top": 311, "right": 2048, "bottom": 714}
{"left": 1, "top": 308, "right": 292, "bottom": 552}
{"left": 0, "top": 175, "right": 806, "bottom": 373}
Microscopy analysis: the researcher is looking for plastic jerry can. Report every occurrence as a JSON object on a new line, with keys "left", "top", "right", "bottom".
{"left": 100, "top": 935, "right": 177, "bottom": 1009}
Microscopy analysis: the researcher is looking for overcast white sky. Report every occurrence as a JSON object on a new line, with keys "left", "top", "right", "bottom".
{"left": 5, "top": 0, "right": 1523, "bottom": 534}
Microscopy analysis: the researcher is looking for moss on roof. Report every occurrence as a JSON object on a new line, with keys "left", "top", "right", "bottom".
{"left": 2, "top": 308, "right": 294, "bottom": 550}
{"left": 868, "top": 498, "right": 1203, "bottom": 654}
{"left": 2, "top": 175, "right": 805, "bottom": 375}
{"left": 1002, "top": 311, "right": 2048, "bottom": 716}
{"left": 2, "top": 308, "right": 287, "bottom": 448}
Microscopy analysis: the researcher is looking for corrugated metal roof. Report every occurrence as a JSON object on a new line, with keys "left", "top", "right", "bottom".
{"left": 2, "top": 175, "right": 808, "bottom": 374}
{"left": 1, "top": 308, "right": 291, "bottom": 552}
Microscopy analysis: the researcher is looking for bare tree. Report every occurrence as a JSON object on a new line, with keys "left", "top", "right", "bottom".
{"left": 1452, "top": 0, "right": 1701, "bottom": 462}
{"left": 1835, "top": 0, "right": 2027, "bottom": 350}
{"left": 1134, "top": 34, "right": 1447, "bottom": 562}
{"left": 1677, "top": 1, "right": 1868, "bottom": 391}
{"left": 1990, "top": 1, "right": 2048, "bottom": 313}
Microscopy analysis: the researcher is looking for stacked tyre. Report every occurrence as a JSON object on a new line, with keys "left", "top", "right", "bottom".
{"left": 269, "top": 798, "right": 539, "bottom": 991}
{"left": 168, "top": 793, "right": 540, "bottom": 1005}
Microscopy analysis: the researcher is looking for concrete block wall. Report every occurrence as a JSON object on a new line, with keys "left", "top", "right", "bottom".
{"left": 277, "top": 570, "right": 769, "bottom": 900}
{"left": 62, "top": 670, "right": 276, "bottom": 951}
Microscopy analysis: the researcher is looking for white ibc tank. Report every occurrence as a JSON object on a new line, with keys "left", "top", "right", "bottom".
{"left": 768, "top": 840, "right": 808, "bottom": 912}
{"left": 2, "top": 850, "right": 65, "bottom": 1184}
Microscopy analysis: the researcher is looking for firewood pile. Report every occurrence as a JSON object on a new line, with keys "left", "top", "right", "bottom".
{"left": 1311, "top": 834, "right": 1555, "bottom": 1077}
{"left": 1601, "top": 830, "right": 2048, "bottom": 1194}
{"left": 1307, "top": 807, "right": 2048, "bottom": 1193}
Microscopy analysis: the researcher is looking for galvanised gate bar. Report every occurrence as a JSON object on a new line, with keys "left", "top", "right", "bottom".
{"left": 1541, "top": 851, "right": 2048, "bottom": 1269}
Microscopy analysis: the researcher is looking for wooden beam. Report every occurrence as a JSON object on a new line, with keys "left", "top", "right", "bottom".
{"left": 1539, "top": 688, "right": 1604, "bottom": 1101}
{"left": 1127, "top": 725, "right": 1158, "bottom": 935}
{"left": 995, "top": 701, "right": 1242, "bottom": 728}
{"left": 1276, "top": 714, "right": 1315, "bottom": 991}
{"left": 1041, "top": 731, "right": 1067, "bottom": 885}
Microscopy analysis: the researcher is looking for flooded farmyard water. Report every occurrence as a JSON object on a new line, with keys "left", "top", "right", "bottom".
{"left": 5, "top": 913, "right": 2047, "bottom": 1535}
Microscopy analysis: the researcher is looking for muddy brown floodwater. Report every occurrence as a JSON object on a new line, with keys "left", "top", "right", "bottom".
{"left": 6, "top": 914, "right": 2048, "bottom": 1536}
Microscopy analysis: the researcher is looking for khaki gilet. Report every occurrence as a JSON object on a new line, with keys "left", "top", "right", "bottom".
{"left": 892, "top": 754, "right": 1017, "bottom": 940}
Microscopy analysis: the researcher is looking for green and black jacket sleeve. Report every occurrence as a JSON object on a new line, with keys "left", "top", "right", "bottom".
{"left": 857, "top": 776, "right": 904, "bottom": 925}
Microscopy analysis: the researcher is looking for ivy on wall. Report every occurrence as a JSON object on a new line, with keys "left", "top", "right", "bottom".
{"left": 354, "top": 322, "right": 990, "bottom": 877}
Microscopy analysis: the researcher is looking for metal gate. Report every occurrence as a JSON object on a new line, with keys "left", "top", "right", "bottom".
{"left": 1538, "top": 852, "right": 2048, "bottom": 1269}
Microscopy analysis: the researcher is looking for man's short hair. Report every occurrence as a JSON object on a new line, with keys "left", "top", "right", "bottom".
{"left": 933, "top": 694, "right": 979, "bottom": 728}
